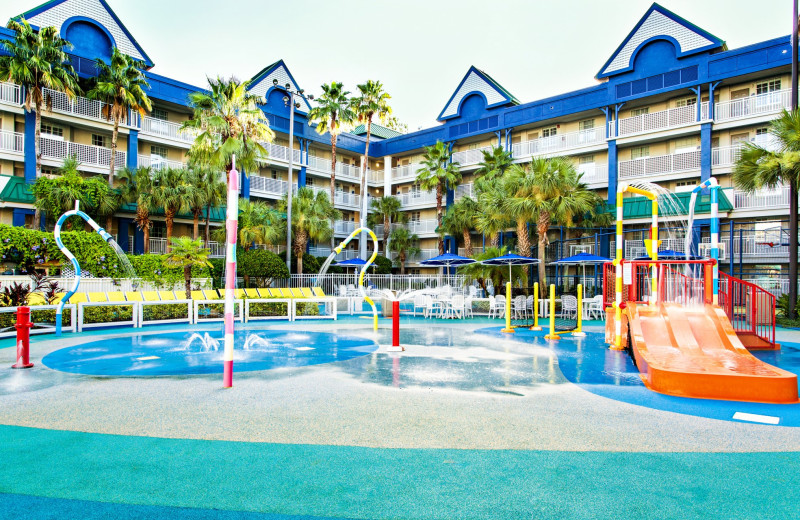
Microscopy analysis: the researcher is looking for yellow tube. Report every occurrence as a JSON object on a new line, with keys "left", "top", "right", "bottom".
{"left": 545, "top": 284, "right": 559, "bottom": 340}
{"left": 337, "top": 226, "right": 380, "bottom": 331}
{"left": 501, "top": 282, "right": 514, "bottom": 333}
{"left": 530, "top": 282, "right": 541, "bottom": 331}
{"left": 573, "top": 284, "right": 586, "bottom": 337}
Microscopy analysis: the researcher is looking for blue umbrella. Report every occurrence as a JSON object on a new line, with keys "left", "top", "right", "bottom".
{"left": 551, "top": 252, "right": 612, "bottom": 290}
{"left": 420, "top": 253, "right": 476, "bottom": 277}
{"left": 480, "top": 253, "right": 539, "bottom": 284}
{"left": 335, "top": 258, "right": 368, "bottom": 267}
{"left": 635, "top": 249, "right": 701, "bottom": 260}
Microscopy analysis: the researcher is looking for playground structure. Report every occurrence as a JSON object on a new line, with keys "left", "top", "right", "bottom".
{"left": 544, "top": 284, "right": 583, "bottom": 340}
{"left": 605, "top": 180, "right": 798, "bottom": 404}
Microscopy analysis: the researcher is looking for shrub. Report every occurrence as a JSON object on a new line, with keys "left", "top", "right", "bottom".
{"left": 239, "top": 248, "right": 290, "bottom": 287}
{"left": 372, "top": 255, "right": 392, "bottom": 274}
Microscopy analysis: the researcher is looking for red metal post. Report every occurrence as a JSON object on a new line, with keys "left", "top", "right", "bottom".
{"left": 12, "top": 306, "right": 33, "bottom": 369}
{"left": 392, "top": 301, "right": 400, "bottom": 348}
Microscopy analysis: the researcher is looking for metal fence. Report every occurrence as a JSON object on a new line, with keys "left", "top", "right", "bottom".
{"left": 270, "top": 274, "right": 469, "bottom": 296}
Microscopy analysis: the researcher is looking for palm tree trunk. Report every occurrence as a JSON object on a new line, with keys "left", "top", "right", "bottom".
{"left": 192, "top": 210, "right": 200, "bottom": 240}
{"left": 463, "top": 229, "right": 473, "bottom": 257}
{"left": 204, "top": 204, "right": 212, "bottom": 243}
{"left": 790, "top": 178, "right": 798, "bottom": 319}
{"left": 109, "top": 113, "right": 119, "bottom": 189}
{"left": 490, "top": 233, "right": 499, "bottom": 249}
{"left": 516, "top": 219, "right": 531, "bottom": 257}
{"left": 165, "top": 210, "right": 175, "bottom": 253}
{"left": 436, "top": 184, "right": 444, "bottom": 254}
{"left": 359, "top": 120, "right": 372, "bottom": 231}
{"left": 400, "top": 252, "right": 406, "bottom": 275}
{"left": 33, "top": 103, "right": 42, "bottom": 229}
{"left": 106, "top": 215, "right": 113, "bottom": 234}
{"left": 143, "top": 223, "right": 150, "bottom": 254}
{"left": 330, "top": 134, "right": 337, "bottom": 249}
{"left": 294, "top": 229, "right": 307, "bottom": 274}
{"left": 536, "top": 212, "right": 550, "bottom": 289}
{"left": 184, "top": 265, "right": 192, "bottom": 299}
{"left": 384, "top": 216, "right": 390, "bottom": 255}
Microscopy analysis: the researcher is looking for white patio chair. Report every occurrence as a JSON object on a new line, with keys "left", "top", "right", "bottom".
{"left": 424, "top": 295, "right": 443, "bottom": 319}
{"left": 561, "top": 295, "right": 578, "bottom": 319}
{"left": 412, "top": 294, "right": 427, "bottom": 317}
{"left": 512, "top": 295, "right": 527, "bottom": 320}
{"left": 489, "top": 295, "right": 505, "bottom": 319}
{"left": 586, "top": 295, "right": 605, "bottom": 320}
{"left": 526, "top": 295, "right": 534, "bottom": 318}
{"left": 450, "top": 294, "right": 465, "bottom": 319}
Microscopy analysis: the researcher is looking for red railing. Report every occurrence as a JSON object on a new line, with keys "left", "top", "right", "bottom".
{"left": 718, "top": 271, "right": 776, "bottom": 347}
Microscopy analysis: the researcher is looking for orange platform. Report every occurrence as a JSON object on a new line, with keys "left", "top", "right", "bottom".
{"left": 620, "top": 303, "right": 798, "bottom": 404}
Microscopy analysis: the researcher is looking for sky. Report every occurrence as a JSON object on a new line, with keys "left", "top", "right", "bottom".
{"left": 9, "top": 0, "right": 793, "bottom": 130}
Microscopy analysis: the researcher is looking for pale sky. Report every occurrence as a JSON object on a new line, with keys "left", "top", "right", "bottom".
{"left": 9, "top": 0, "right": 792, "bottom": 130}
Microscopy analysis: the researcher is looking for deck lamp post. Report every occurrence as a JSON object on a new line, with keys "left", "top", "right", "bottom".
{"left": 274, "top": 78, "right": 314, "bottom": 272}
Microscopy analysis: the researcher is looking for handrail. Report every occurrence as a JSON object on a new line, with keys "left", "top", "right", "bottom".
{"left": 718, "top": 271, "right": 776, "bottom": 347}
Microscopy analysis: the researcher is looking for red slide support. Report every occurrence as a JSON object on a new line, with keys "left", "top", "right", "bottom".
{"left": 12, "top": 306, "right": 33, "bottom": 369}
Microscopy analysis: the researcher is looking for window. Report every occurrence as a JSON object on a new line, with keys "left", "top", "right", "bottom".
{"left": 271, "top": 169, "right": 278, "bottom": 180}
{"left": 756, "top": 79, "right": 781, "bottom": 94}
{"left": 542, "top": 127, "right": 557, "bottom": 138}
{"left": 410, "top": 211, "right": 421, "bottom": 222}
{"left": 578, "top": 119, "right": 595, "bottom": 131}
{"left": 40, "top": 168, "right": 56, "bottom": 176}
{"left": 40, "top": 124, "right": 63, "bottom": 139}
{"left": 468, "top": 143, "right": 482, "bottom": 150}
{"left": 152, "top": 108, "right": 168, "bottom": 121}
{"left": 511, "top": 135, "right": 522, "bottom": 144}
{"left": 91, "top": 134, "right": 107, "bottom": 147}
{"left": 631, "top": 107, "right": 649, "bottom": 117}
{"left": 631, "top": 146, "right": 649, "bottom": 159}
{"left": 674, "top": 137, "right": 698, "bottom": 153}
{"left": 150, "top": 145, "right": 167, "bottom": 158}
{"left": 755, "top": 127, "right": 769, "bottom": 136}
{"left": 731, "top": 88, "right": 750, "bottom": 100}
{"left": 675, "top": 97, "right": 697, "bottom": 108}
{"left": 711, "top": 137, "right": 720, "bottom": 148}
{"left": 731, "top": 133, "right": 749, "bottom": 146}
{"left": 578, "top": 155, "right": 595, "bottom": 164}
{"left": 675, "top": 180, "right": 697, "bottom": 193}
{"left": 526, "top": 131, "right": 539, "bottom": 141}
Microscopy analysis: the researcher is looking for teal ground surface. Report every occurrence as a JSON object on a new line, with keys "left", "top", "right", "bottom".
{"left": 0, "top": 425, "right": 798, "bottom": 520}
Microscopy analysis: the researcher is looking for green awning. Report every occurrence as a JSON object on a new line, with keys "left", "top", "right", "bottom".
{"left": 620, "top": 190, "right": 733, "bottom": 220}
{"left": 0, "top": 176, "right": 34, "bottom": 204}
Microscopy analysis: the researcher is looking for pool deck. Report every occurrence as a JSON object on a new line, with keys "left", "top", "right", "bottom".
{"left": 1, "top": 318, "right": 799, "bottom": 519}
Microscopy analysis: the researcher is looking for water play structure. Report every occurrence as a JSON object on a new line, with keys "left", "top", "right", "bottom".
{"left": 223, "top": 158, "right": 240, "bottom": 388}
{"left": 605, "top": 181, "right": 798, "bottom": 404}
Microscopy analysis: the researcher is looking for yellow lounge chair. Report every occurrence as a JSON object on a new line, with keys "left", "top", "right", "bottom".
{"left": 235, "top": 289, "right": 247, "bottom": 299}
{"left": 68, "top": 293, "right": 88, "bottom": 304}
{"left": 245, "top": 288, "right": 260, "bottom": 298}
{"left": 88, "top": 292, "right": 108, "bottom": 303}
{"left": 158, "top": 291, "right": 177, "bottom": 301}
{"left": 142, "top": 291, "right": 161, "bottom": 301}
{"left": 267, "top": 288, "right": 282, "bottom": 298}
{"left": 27, "top": 293, "right": 47, "bottom": 306}
{"left": 107, "top": 292, "right": 126, "bottom": 302}
{"left": 280, "top": 288, "right": 294, "bottom": 298}
{"left": 206, "top": 289, "right": 222, "bottom": 300}
{"left": 290, "top": 288, "right": 305, "bottom": 298}
{"left": 124, "top": 292, "right": 144, "bottom": 302}
{"left": 300, "top": 288, "right": 313, "bottom": 298}
{"left": 190, "top": 290, "right": 206, "bottom": 301}
{"left": 312, "top": 287, "right": 326, "bottom": 298}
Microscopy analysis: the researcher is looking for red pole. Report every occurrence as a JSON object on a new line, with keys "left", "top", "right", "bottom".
{"left": 392, "top": 301, "right": 400, "bottom": 348}
{"left": 12, "top": 306, "right": 33, "bottom": 369}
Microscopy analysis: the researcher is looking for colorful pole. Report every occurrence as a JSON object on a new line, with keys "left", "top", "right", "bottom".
{"left": 388, "top": 300, "right": 403, "bottom": 352}
{"left": 223, "top": 156, "right": 239, "bottom": 388}
{"left": 613, "top": 189, "right": 624, "bottom": 349}
{"left": 330, "top": 226, "right": 380, "bottom": 330}
{"left": 689, "top": 178, "right": 720, "bottom": 305}
{"left": 12, "top": 306, "right": 33, "bottom": 369}
{"left": 530, "top": 282, "right": 541, "bottom": 331}
{"left": 501, "top": 282, "right": 514, "bottom": 333}
{"left": 573, "top": 284, "right": 586, "bottom": 337}
{"left": 545, "top": 284, "right": 559, "bottom": 340}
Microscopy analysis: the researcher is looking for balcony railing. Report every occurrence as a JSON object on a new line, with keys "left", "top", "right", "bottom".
{"left": 0, "top": 82, "right": 21, "bottom": 106}
{"left": 306, "top": 185, "right": 361, "bottom": 208}
{"left": 451, "top": 146, "right": 494, "bottom": 167}
{"left": 137, "top": 154, "right": 186, "bottom": 171}
{"left": 396, "top": 219, "right": 439, "bottom": 235}
{"left": 392, "top": 163, "right": 424, "bottom": 181}
{"left": 0, "top": 130, "right": 23, "bottom": 154}
{"left": 712, "top": 136, "right": 781, "bottom": 168}
{"left": 458, "top": 246, "right": 485, "bottom": 257}
{"left": 148, "top": 238, "right": 227, "bottom": 257}
{"left": 41, "top": 87, "right": 131, "bottom": 126}
{"left": 388, "top": 248, "right": 440, "bottom": 264}
{"left": 714, "top": 90, "right": 791, "bottom": 123}
{"left": 140, "top": 116, "right": 196, "bottom": 143}
{"left": 455, "top": 182, "right": 473, "bottom": 200}
{"left": 41, "top": 137, "right": 126, "bottom": 170}
{"left": 334, "top": 220, "right": 357, "bottom": 235}
{"left": 249, "top": 175, "right": 288, "bottom": 197}
{"left": 618, "top": 150, "right": 700, "bottom": 180}
{"left": 612, "top": 103, "right": 707, "bottom": 138}
{"left": 512, "top": 127, "right": 606, "bottom": 159}
{"left": 306, "top": 155, "right": 363, "bottom": 183}
{"left": 308, "top": 246, "right": 361, "bottom": 260}
{"left": 264, "top": 142, "right": 303, "bottom": 164}
{"left": 576, "top": 162, "right": 608, "bottom": 184}
{"left": 397, "top": 189, "right": 437, "bottom": 208}
{"left": 732, "top": 186, "right": 790, "bottom": 210}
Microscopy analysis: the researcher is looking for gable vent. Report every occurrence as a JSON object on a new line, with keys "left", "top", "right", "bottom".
{"left": 616, "top": 65, "right": 698, "bottom": 99}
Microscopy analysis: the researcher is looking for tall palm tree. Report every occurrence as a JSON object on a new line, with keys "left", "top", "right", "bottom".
{"left": 164, "top": 237, "right": 213, "bottom": 299}
{"left": 351, "top": 80, "right": 392, "bottom": 230}
{"left": 280, "top": 187, "right": 340, "bottom": 274}
{"left": 118, "top": 166, "right": 155, "bottom": 253}
{"left": 236, "top": 198, "right": 283, "bottom": 250}
{"left": 185, "top": 169, "right": 207, "bottom": 240}
{"left": 0, "top": 18, "right": 80, "bottom": 228}
{"left": 442, "top": 196, "right": 479, "bottom": 257}
{"left": 308, "top": 81, "right": 355, "bottom": 246}
{"left": 388, "top": 227, "right": 420, "bottom": 275}
{"left": 474, "top": 146, "right": 513, "bottom": 193}
{"left": 151, "top": 167, "right": 190, "bottom": 252}
{"left": 369, "top": 195, "right": 402, "bottom": 252}
{"left": 733, "top": 108, "right": 800, "bottom": 318}
{"left": 474, "top": 182, "right": 511, "bottom": 248}
{"left": 87, "top": 47, "right": 152, "bottom": 191}
{"left": 191, "top": 167, "right": 227, "bottom": 244}
{"left": 416, "top": 141, "right": 462, "bottom": 254}
{"left": 514, "top": 156, "right": 607, "bottom": 288}
{"left": 460, "top": 246, "right": 527, "bottom": 293}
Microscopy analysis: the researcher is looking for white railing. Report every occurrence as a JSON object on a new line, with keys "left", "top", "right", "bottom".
{"left": 42, "top": 87, "right": 118, "bottom": 124}
{"left": 334, "top": 220, "right": 357, "bottom": 235}
{"left": 0, "top": 276, "right": 211, "bottom": 294}
{"left": 306, "top": 155, "right": 366, "bottom": 183}
{"left": 714, "top": 89, "right": 791, "bottom": 122}
{"left": 137, "top": 154, "right": 186, "bottom": 171}
{"left": 306, "top": 185, "right": 361, "bottom": 208}
{"left": 367, "top": 168, "right": 383, "bottom": 184}
{"left": 398, "top": 190, "right": 437, "bottom": 208}
{"left": 614, "top": 103, "right": 706, "bottom": 137}
{"left": 308, "top": 246, "right": 362, "bottom": 260}
{"left": 458, "top": 246, "right": 485, "bottom": 257}
{"left": 451, "top": 146, "right": 494, "bottom": 167}
{"left": 618, "top": 150, "right": 700, "bottom": 179}
{"left": 264, "top": 142, "right": 303, "bottom": 164}
{"left": 624, "top": 237, "right": 686, "bottom": 259}
{"left": 512, "top": 127, "right": 606, "bottom": 159}
{"left": 0, "top": 130, "right": 23, "bottom": 154}
{"left": 0, "top": 82, "right": 21, "bottom": 106}
{"left": 149, "top": 237, "right": 168, "bottom": 254}
{"left": 576, "top": 162, "right": 608, "bottom": 184}
{"left": 397, "top": 219, "right": 439, "bottom": 235}
{"left": 141, "top": 116, "right": 196, "bottom": 143}
{"left": 205, "top": 241, "right": 226, "bottom": 258}
{"left": 455, "top": 183, "right": 473, "bottom": 200}
{"left": 40, "top": 137, "right": 126, "bottom": 170}
{"left": 703, "top": 233, "right": 799, "bottom": 259}
{"left": 733, "top": 186, "right": 790, "bottom": 210}
{"left": 249, "top": 175, "right": 288, "bottom": 197}
{"left": 275, "top": 273, "right": 467, "bottom": 295}
{"left": 711, "top": 145, "right": 742, "bottom": 167}
{"left": 392, "top": 163, "right": 424, "bottom": 181}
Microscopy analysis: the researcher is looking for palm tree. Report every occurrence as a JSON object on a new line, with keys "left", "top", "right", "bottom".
{"left": 118, "top": 166, "right": 155, "bottom": 253}
{"left": 474, "top": 183, "right": 511, "bottom": 248}
{"left": 164, "top": 237, "right": 213, "bottom": 299}
{"left": 474, "top": 146, "right": 513, "bottom": 193}
{"left": 87, "top": 47, "right": 152, "bottom": 191}
{"left": 460, "top": 246, "right": 527, "bottom": 293}
{"left": 513, "top": 156, "right": 607, "bottom": 288}
{"left": 416, "top": 141, "right": 462, "bottom": 254}
{"left": 733, "top": 109, "right": 800, "bottom": 318}
{"left": 369, "top": 195, "right": 402, "bottom": 251}
{"left": 190, "top": 167, "right": 227, "bottom": 244}
{"left": 442, "top": 196, "right": 479, "bottom": 257}
{"left": 308, "top": 81, "right": 355, "bottom": 245}
{"left": 236, "top": 198, "right": 283, "bottom": 250}
{"left": 351, "top": 80, "right": 392, "bottom": 229}
{"left": 280, "top": 187, "right": 340, "bottom": 274}
{"left": 0, "top": 18, "right": 80, "bottom": 228}
{"left": 388, "top": 227, "right": 419, "bottom": 275}
{"left": 151, "top": 167, "right": 190, "bottom": 252}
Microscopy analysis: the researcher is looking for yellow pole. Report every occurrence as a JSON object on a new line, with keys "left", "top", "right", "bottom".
{"left": 545, "top": 284, "right": 559, "bottom": 340}
{"left": 573, "top": 284, "right": 586, "bottom": 337}
{"left": 501, "top": 281, "right": 514, "bottom": 333}
{"left": 530, "top": 282, "right": 542, "bottom": 331}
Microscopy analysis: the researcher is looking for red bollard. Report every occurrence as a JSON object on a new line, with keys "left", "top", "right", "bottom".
{"left": 12, "top": 306, "right": 33, "bottom": 369}
{"left": 388, "top": 300, "right": 403, "bottom": 352}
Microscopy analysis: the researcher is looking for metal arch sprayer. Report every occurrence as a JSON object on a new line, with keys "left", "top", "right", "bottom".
{"left": 54, "top": 201, "right": 115, "bottom": 336}
{"left": 317, "top": 226, "right": 380, "bottom": 331}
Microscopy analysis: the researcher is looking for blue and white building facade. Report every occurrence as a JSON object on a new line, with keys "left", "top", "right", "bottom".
{"left": 0, "top": 0, "right": 795, "bottom": 287}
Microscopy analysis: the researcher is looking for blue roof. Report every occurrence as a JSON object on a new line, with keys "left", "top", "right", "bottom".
{"left": 480, "top": 254, "right": 539, "bottom": 266}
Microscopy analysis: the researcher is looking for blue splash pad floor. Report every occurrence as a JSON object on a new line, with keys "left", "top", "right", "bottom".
{"left": 474, "top": 326, "right": 800, "bottom": 427}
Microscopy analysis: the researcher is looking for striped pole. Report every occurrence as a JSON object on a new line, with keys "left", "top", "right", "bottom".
{"left": 650, "top": 197, "right": 658, "bottom": 306}
{"left": 613, "top": 190, "right": 624, "bottom": 349}
{"left": 223, "top": 156, "right": 239, "bottom": 388}
{"left": 689, "top": 178, "right": 719, "bottom": 305}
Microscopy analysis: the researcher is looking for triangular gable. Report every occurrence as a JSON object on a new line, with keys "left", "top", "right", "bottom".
{"left": 247, "top": 60, "right": 311, "bottom": 114}
{"left": 597, "top": 3, "right": 724, "bottom": 79}
{"left": 14, "top": 0, "right": 153, "bottom": 67}
{"left": 438, "top": 66, "right": 518, "bottom": 121}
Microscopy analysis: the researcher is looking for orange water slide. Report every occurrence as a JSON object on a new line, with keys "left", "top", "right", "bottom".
{"left": 625, "top": 303, "right": 798, "bottom": 404}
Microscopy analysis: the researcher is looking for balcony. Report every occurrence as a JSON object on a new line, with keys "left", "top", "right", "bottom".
{"left": 576, "top": 162, "right": 608, "bottom": 185}
{"left": 0, "top": 130, "right": 23, "bottom": 155}
{"left": 40, "top": 137, "right": 125, "bottom": 171}
{"left": 306, "top": 185, "right": 361, "bottom": 209}
{"left": 618, "top": 150, "right": 700, "bottom": 180}
{"left": 137, "top": 154, "right": 186, "bottom": 171}
{"left": 458, "top": 246, "right": 485, "bottom": 257}
{"left": 148, "top": 238, "right": 226, "bottom": 257}
{"left": 713, "top": 136, "right": 781, "bottom": 168}
{"left": 264, "top": 141, "right": 303, "bottom": 165}
{"left": 0, "top": 82, "right": 21, "bottom": 106}
{"left": 396, "top": 218, "right": 439, "bottom": 236}
{"left": 397, "top": 189, "right": 437, "bottom": 209}
{"left": 388, "top": 248, "right": 440, "bottom": 264}
{"left": 308, "top": 246, "right": 361, "bottom": 260}
{"left": 714, "top": 90, "right": 790, "bottom": 123}
{"left": 732, "top": 186, "right": 789, "bottom": 211}
{"left": 454, "top": 183, "right": 473, "bottom": 200}
{"left": 451, "top": 145, "right": 493, "bottom": 167}
{"left": 41, "top": 87, "right": 136, "bottom": 127}
{"left": 612, "top": 103, "right": 707, "bottom": 138}
{"left": 249, "top": 175, "right": 288, "bottom": 198}
{"left": 392, "top": 163, "right": 424, "bottom": 182}
{"left": 140, "top": 116, "right": 196, "bottom": 144}
{"left": 306, "top": 155, "right": 362, "bottom": 183}
{"left": 512, "top": 127, "right": 606, "bottom": 159}
{"left": 334, "top": 220, "right": 357, "bottom": 236}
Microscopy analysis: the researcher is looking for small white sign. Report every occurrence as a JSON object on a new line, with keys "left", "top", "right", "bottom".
{"left": 622, "top": 263, "right": 632, "bottom": 285}
{"left": 732, "top": 412, "right": 780, "bottom": 425}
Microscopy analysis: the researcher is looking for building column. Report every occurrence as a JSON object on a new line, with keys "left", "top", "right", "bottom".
{"left": 504, "top": 128, "right": 513, "bottom": 153}
{"left": 117, "top": 218, "right": 132, "bottom": 252}
{"left": 607, "top": 139, "right": 618, "bottom": 204}
{"left": 133, "top": 226, "right": 145, "bottom": 255}
{"left": 240, "top": 169, "right": 250, "bottom": 200}
{"left": 24, "top": 111, "right": 36, "bottom": 184}
{"left": 298, "top": 166, "right": 307, "bottom": 189}
{"left": 700, "top": 122, "right": 712, "bottom": 183}
{"left": 127, "top": 129, "right": 138, "bottom": 170}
